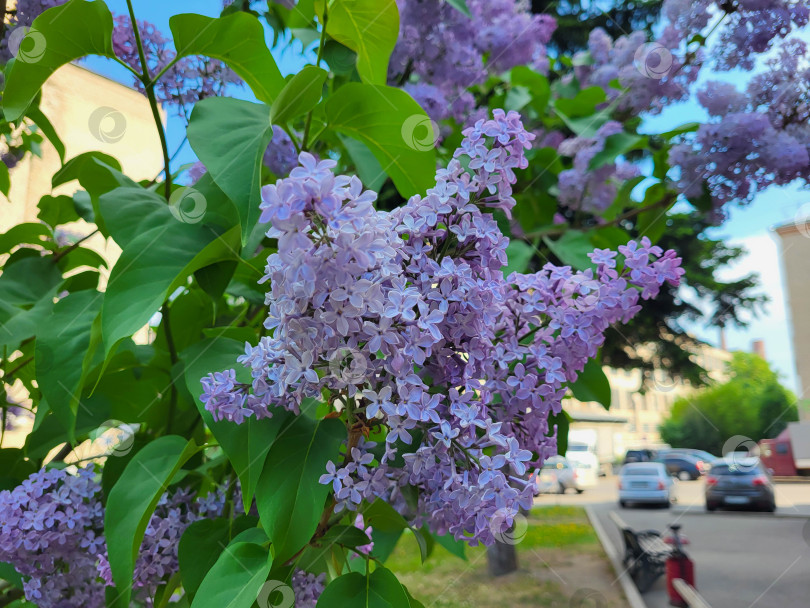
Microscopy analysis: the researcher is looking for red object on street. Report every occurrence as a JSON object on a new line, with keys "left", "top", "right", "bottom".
{"left": 665, "top": 524, "right": 695, "bottom": 607}
{"left": 759, "top": 429, "right": 797, "bottom": 476}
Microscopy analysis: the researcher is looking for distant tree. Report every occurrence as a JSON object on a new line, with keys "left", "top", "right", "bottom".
{"left": 532, "top": 0, "right": 665, "bottom": 54}
{"left": 659, "top": 353, "right": 797, "bottom": 454}
{"left": 602, "top": 214, "right": 768, "bottom": 387}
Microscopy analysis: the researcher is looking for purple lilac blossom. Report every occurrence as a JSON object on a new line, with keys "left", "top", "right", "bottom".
{"left": 1, "top": 467, "right": 240, "bottom": 607}
{"left": 0, "top": 467, "right": 105, "bottom": 608}
{"left": 201, "top": 109, "right": 684, "bottom": 546}
{"left": 390, "top": 0, "right": 556, "bottom": 122}
{"left": 291, "top": 570, "right": 326, "bottom": 608}
{"left": 111, "top": 15, "right": 242, "bottom": 117}
{"left": 1, "top": 0, "right": 68, "bottom": 62}
{"left": 671, "top": 39, "right": 810, "bottom": 209}
{"left": 263, "top": 126, "right": 299, "bottom": 177}
{"left": 556, "top": 121, "right": 640, "bottom": 213}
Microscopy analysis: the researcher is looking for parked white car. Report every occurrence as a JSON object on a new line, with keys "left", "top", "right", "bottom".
{"left": 618, "top": 462, "right": 675, "bottom": 508}
{"left": 565, "top": 443, "right": 599, "bottom": 488}
{"left": 532, "top": 456, "right": 582, "bottom": 495}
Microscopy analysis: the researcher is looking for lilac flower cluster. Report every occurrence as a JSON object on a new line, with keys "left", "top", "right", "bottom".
{"left": 556, "top": 121, "right": 640, "bottom": 213}
{"left": 575, "top": 0, "right": 810, "bottom": 117}
{"left": 202, "top": 109, "right": 683, "bottom": 545}
{"left": 112, "top": 15, "right": 242, "bottom": 117}
{"left": 0, "top": 467, "right": 242, "bottom": 607}
{"left": 263, "top": 126, "right": 299, "bottom": 177}
{"left": 661, "top": 0, "right": 809, "bottom": 71}
{"left": 291, "top": 569, "right": 326, "bottom": 608}
{"left": 0, "top": 466, "right": 105, "bottom": 608}
{"left": 0, "top": 0, "right": 67, "bottom": 63}
{"left": 671, "top": 39, "right": 810, "bottom": 208}
{"left": 390, "top": 0, "right": 556, "bottom": 123}
{"left": 574, "top": 27, "right": 700, "bottom": 116}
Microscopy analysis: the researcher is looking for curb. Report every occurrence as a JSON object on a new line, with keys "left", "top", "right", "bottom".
{"left": 585, "top": 505, "right": 649, "bottom": 608}
{"left": 669, "top": 506, "right": 810, "bottom": 520}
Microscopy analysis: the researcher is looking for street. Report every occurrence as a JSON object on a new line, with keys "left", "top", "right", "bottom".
{"left": 535, "top": 476, "right": 810, "bottom": 607}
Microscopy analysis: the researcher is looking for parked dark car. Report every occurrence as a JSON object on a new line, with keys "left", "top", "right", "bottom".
{"left": 662, "top": 448, "right": 717, "bottom": 468}
{"left": 658, "top": 454, "right": 704, "bottom": 480}
{"left": 705, "top": 458, "right": 776, "bottom": 512}
{"left": 623, "top": 449, "right": 658, "bottom": 464}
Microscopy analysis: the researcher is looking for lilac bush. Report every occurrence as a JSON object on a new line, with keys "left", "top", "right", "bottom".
{"left": 202, "top": 110, "right": 684, "bottom": 544}
{"left": 0, "top": 467, "right": 246, "bottom": 608}
{"left": 390, "top": 0, "right": 556, "bottom": 122}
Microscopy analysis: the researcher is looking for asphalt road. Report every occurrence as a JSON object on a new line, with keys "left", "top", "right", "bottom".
{"left": 535, "top": 477, "right": 810, "bottom": 608}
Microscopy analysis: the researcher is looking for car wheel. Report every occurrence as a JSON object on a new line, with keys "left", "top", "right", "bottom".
{"left": 619, "top": 500, "right": 627, "bottom": 508}
{"left": 678, "top": 471, "right": 691, "bottom": 481}
{"left": 557, "top": 483, "right": 566, "bottom": 495}
{"left": 706, "top": 502, "right": 716, "bottom": 512}
{"left": 575, "top": 488, "right": 584, "bottom": 495}
{"left": 763, "top": 502, "right": 776, "bottom": 513}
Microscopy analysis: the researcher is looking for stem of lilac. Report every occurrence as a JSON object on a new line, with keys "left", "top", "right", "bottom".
{"left": 125, "top": 0, "right": 173, "bottom": 201}
{"left": 149, "top": 56, "right": 181, "bottom": 88}
{"left": 302, "top": 3, "right": 328, "bottom": 151}
{"left": 161, "top": 302, "right": 179, "bottom": 435}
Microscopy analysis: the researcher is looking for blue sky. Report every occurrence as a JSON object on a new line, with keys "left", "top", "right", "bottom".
{"left": 85, "top": 1, "right": 804, "bottom": 392}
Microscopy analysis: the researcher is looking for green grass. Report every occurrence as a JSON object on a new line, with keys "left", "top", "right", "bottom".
{"left": 383, "top": 506, "right": 621, "bottom": 608}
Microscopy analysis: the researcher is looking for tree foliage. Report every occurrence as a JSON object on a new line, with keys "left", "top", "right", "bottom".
{"left": 660, "top": 353, "right": 798, "bottom": 455}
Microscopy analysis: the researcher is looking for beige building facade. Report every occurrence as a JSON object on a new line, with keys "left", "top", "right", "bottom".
{"left": 566, "top": 343, "right": 733, "bottom": 464}
{"left": 775, "top": 220, "right": 810, "bottom": 417}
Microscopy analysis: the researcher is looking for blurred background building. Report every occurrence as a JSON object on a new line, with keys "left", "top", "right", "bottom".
{"left": 775, "top": 220, "right": 810, "bottom": 420}
{"left": 565, "top": 342, "right": 733, "bottom": 468}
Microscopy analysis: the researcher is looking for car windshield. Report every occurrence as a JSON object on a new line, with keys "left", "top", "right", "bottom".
{"left": 622, "top": 466, "right": 659, "bottom": 476}
{"left": 711, "top": 463, "right": 762, "bottom": 476}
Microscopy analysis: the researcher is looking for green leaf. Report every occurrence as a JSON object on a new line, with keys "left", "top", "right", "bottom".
{"left": 361, "top": 499, "right": 428, "bottom": 562}
{"left": 570, "top": 358, "right": 611, "bottom": 409}
{"left": 587, "top": 132, "right": 646, "bottom": 171}
{"left": 189, "top": 538, "right": 273, "bottom": 608}
{"left": 316, "top": 567, "right": 411, "bottom": 608}
{"left": 554, "top": 86, "right": 606, "bottom": 119}
{"left": 0, "top": 561, "right": 23, "bottom": 589}
{"left": 659, "top": 122, "right": 700, "bottom": 139}
{"left": 37, "top": 194, "right": 80, "bottom": 227}
{"left": 27, "top": 106, "right": 65, "bottom": 162}
{"left": 182, "top": 337, "right": 292, "bottom": 512}
{"left": 434, "top": 532, "right": 467, "bottom": 561}
{"left": 321, "top": 0, "right": 399, "bottom": 85}
{"left": 549, "top": 409, "right": 571, "bottom": 455}
{"left": 510, "top": 66, "right": 550, "bottom": 115}
{"left": 178, "top": 516, "right": 258, "bottom": 600}
{"left": 0, "top": 449, "right": 37, "bottom": 492}
{"left": 101, "top": 199, "right": 241, "bottom": 353}
{"left": 326, "top": 83, "right": 436, "bottom": 197}
{"left": 543, "top": 230, "right": 595, "bottom": 270}
{"left": 340, "top": 135, "right": 386, "bottom": 192}
{"left": 169, "top": 12, "right": 284, "bottom": 104}
{"left": 0, "top": 256, "right": 61, "bottom": 352}
{"left": 3, "top": 0, "right": 116, "bottom": 120}
{"left": 105, "top": 436, "right": 198, "bottom": 607}
{"left": 502, "top": 240, "right": 534, "bottom": 275}
{"left": 35, "top": 290, "right": 102, "bottom": 438}
{"left": 446, "top": 0, "right": 472, "bottom": 16}
{"left": 52, "top": 154, "right": 135, "bottom": 237}
{"left": 187, "top": 97, "right": 274, "bottom": 244}
{"left": 270, "top": 65, "right": 327, "bottom": 125}
{"left": 0, "top": 223, "right": 52, "bottom": 255}
{"left": 255, "top": 415, "right": 344, "bottom": 563}
{"left": 0, "top": 163, "right": 8, "bottom": 197}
